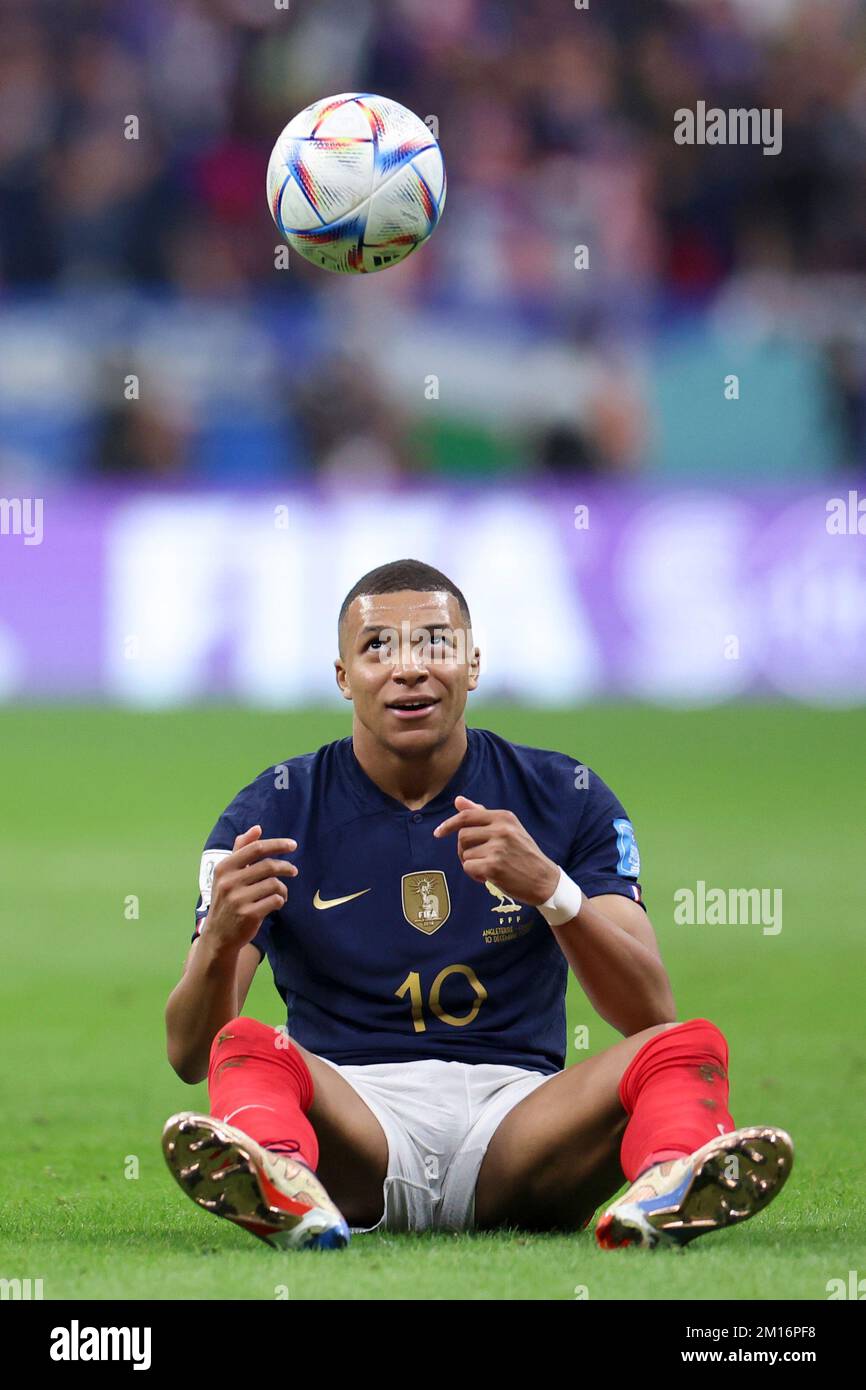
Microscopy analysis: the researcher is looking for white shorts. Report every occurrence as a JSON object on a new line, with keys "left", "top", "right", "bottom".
{"left": 315, "top": 1055, "right": 559, "bottom": 1233}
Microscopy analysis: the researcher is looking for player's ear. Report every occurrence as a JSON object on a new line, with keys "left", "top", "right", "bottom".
{"left": 334, "top": 657, "right": 353, "bottom": 702}
{"left": 467, "top": 643, "right": 481, "bottom": 692}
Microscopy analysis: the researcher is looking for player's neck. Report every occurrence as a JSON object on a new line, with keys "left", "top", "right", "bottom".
{"left": 352, "top": 722, "right": 468, "bottom": 811}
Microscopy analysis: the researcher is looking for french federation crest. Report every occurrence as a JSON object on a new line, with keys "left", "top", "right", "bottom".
{"left": 402, "top": 871, "right": 451, "bottom": 935}
{"left": 484, "top": 881, "right": 520, "bottom": 914}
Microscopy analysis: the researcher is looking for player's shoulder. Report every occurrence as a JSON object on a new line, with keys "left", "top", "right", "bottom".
{"left": 473, "top": 725, "right": 595, "bottom": 781}
{"left": 472, "top": 726, "right": 625, "bottom": 811}
{"left": 212, "top": 737, "right": 350, "bottom": 827}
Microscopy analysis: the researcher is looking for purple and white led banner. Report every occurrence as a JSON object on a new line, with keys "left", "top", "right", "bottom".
{"left": 1, "top": 485, "right": 865, "bottom": 706}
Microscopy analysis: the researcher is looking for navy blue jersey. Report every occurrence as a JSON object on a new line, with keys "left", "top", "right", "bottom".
{"left": 192, "top": 728, "right": 645, "bottom": 1075}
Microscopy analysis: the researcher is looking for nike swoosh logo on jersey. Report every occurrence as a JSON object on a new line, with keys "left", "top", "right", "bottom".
{"left": 313, "top": 888, "right": 371, "bottom": 910}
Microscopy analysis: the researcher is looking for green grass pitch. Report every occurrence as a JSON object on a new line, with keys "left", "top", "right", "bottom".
{"left": 1, "top": 702, "right": 863, "bottom": 1301}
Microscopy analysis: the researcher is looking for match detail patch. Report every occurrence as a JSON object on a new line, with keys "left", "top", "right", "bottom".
{"left": 199, "top": 849, "right": 232, "bottom": 908}
{"left": 613, "top": 819, "right": 641, "bottom": 877}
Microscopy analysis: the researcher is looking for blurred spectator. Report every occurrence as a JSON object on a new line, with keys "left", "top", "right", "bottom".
{"left": 96, "top": 398, "right": 192, "bottom": 479}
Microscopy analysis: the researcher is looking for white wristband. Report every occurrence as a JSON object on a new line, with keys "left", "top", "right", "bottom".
{"left": 537, "top": 868, "right": 583, "bottom": 927}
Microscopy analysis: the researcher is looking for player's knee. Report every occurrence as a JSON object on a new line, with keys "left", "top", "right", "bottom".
{"left": 208, "top": 1015, "right": 276, "bottom": 1062}
{"left": 665, "top": 1016, "right": 725, "bottom": 1041}
{"left": 643, "top": 1017, "right": 728, "bottom": 1063}
{"left": 649, "top": 1018, "right": 720, "bottom": 1036}
{"left": 639, "top": 1020, "right": 680, "bottom": 1041}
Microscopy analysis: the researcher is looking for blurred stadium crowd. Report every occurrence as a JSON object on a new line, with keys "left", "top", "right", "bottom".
{"left": 0, "top": 0, "right": 864, "bottom": 485}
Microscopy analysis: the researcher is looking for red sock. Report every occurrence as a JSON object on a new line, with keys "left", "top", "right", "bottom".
{"left": 207, "top": 1016, "right": 319, "bottom": 1170}
{"left": 618, "top": 1018, "right": 734, "bottom": 1181}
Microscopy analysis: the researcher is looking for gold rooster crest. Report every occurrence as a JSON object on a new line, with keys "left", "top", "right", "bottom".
{"left": 484, "top": 881, "right": 521, "bottom": 914}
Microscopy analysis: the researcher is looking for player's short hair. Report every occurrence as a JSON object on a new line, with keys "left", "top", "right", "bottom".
{"left": 338, "top": 559, "right": 472, "bottom": 649}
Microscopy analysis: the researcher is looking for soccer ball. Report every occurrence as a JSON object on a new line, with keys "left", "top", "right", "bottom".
{"left": 266, "top": 92, "right": 446, "bottom": 274}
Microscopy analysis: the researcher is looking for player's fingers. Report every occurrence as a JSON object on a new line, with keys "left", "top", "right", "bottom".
{"left": 258, "top": 893, "right": 287, "bottom": 915}
{"left": 232, "top": 837, "right": 298, "bottom": 866}
{"left": 461, "top": 858, "right": 492, "bottom": 884}
{"left": 235, "top": 877, "right": 289, "bottom": 905}
{"left": 433, "top": 808, "right": 492, "bottom": 838}
{"left": 460, "top": 842, "right": 491, "bottom": 863}
{"left": 456, "top": 826, "right": 491, "bottom": 851}
{"left": 454, "top": 795, "right": 486, "bottom": 811}
{"left": 234, "top": 856, "right": 298, "bottom": 883}
{"left": 255, "top": 877, "right": 290, "bottom": 903}
{"left": 232, "top": 825, "right": 262, "bottom": 851}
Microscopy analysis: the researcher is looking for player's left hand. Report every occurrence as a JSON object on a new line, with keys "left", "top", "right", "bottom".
{"left": 433, "top": 795, "right": 560, "bottom": 906}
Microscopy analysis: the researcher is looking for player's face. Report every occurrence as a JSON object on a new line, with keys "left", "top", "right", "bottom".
{"left": 336, "top": 590, "right": 480, "bottom": 752}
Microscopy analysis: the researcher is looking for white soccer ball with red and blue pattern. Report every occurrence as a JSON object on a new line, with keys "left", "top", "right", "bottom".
{"left": 267, "top": 92, "right": 446, "bottom": 274}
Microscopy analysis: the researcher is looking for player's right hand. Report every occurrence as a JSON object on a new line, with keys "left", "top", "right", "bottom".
{"left": 204, "top": 825, "right": 297, "bottom": 949}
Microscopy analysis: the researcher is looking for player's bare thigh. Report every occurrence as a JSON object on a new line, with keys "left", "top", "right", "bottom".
{"left": 291, "top": 1041, "right": 389, "bottom": 1227}
{"left": 474, "top": 1022, "right": 680, "bottom": 1231}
